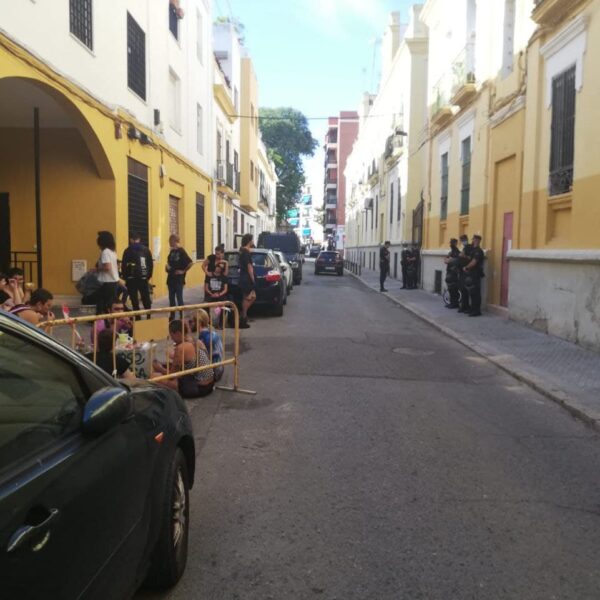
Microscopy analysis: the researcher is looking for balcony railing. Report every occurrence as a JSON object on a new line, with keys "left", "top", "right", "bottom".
{"left": 235, "top": 170, "right": 240, "bottom": 194}
{"left": 451, "top": 43, "right": 476, "bottom": 101}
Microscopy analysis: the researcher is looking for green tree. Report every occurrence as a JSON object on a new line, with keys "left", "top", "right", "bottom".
{"left": 259, "top": 107, "right": 318, "bottom": 224}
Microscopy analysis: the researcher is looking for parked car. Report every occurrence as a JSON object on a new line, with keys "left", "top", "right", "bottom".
{"left": 257, "top": 231, "right": 303, "bottom": 285}
{"left": 273, "top": 250, "right": 294, "bottom": 295}
{"left": 225, "top": 249, "right": 287, "bottom": 316}
{"left": 309, "top": 244, "right": 322, "bottom": 258}
{"left": 0, "top": 311, "right": 195, "bottom": 599}
{"left": 314, "top": 251, "right": 344, "bottom": 276}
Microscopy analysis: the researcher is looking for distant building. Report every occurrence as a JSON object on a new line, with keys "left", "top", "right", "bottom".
{"left": 323, "top": 112, "right": 359, "bottom": 251}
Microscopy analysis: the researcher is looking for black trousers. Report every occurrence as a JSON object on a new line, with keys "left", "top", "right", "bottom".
{"left": 401, "top": 265, "right": 408, "bottom": 287}
{"left": 96, "top": 282, "right": 118, "bottom": 316}
{"left": 448, "top": 284, "right": 460, "bottom": 306}
{"left": 468, "top": 276, "right": 482, "bottom": 313}
{"left": 126, "top": 278, "right": 152, "bottom": 314}
{"left": 459, "top": 274, "right": 470, "bottom": 311}
{"left": 379, "top": 263, "right": 389, "bottom": 289}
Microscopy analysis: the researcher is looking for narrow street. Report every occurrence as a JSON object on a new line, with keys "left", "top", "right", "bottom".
{"left": 144, "top": 265, "right": 600, "bottom": 600}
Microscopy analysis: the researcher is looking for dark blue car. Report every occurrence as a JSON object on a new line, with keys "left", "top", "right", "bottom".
{"left": 0, "top": 311, "right": 195, "bottom": 599}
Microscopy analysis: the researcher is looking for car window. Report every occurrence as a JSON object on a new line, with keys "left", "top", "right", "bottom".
{"left": 320, "top": 252, "right": 338, "bottom": 258}
{"left": 258, "top": 234, "right": 299, "bottom": 253}
{"left": 0, "top": 328, "right": 87, "bottom": 473}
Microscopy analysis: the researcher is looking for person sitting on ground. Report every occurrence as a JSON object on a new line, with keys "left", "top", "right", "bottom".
{"left": 152, "top": 319, "right": 214, "bottom": 398}
{"left": 90, "top": 299, "right": 133, "bottom": 345}
{"left": 0, "top": 271, "right": 27, "bottom": 306}
{"left": 195, "top": 309, "right": 224, "bottom": 382}
{"left": 202, "top": 245, "right": 229, "bottom": 278}
{"left": 0, "top": 290, "right": 14, "bottom": 312}
{"left": 86, "top": 329, "right": 135, "bottom": 380}
{"left": 9, "top": 288, "right": 55, "bottom": 325}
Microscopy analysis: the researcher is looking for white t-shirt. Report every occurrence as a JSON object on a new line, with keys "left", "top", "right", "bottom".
{"left": 97, "top": 249, "right": 119, "bottom": 283}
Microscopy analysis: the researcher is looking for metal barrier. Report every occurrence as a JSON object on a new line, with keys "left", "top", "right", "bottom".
{"left": 38, "top": 301, "right": 255, "bottom": 396}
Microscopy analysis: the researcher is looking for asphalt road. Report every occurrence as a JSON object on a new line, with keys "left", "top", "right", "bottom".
{"left": 140, "top": 263, "right": 600, "bottom": 600}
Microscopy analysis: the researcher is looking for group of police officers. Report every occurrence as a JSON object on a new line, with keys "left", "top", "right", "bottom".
{"left": 443, "top": 234, "right": 485, "bottom": 317}
{"left": 378, "top": 234, "right": 485, "bottom": 317}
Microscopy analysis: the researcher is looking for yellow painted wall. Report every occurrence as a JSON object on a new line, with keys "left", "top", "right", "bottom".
{"left": 240, "top": 57, "right": 259, "bottom": 213}
{"left": 1, "top": 34, "right": 213, "bottom": 298}
{"left": 522, "top": 0, "right": 600, "bottom": 250}
{"left": 0, "top": 127, "right": 115, "bottom": 293}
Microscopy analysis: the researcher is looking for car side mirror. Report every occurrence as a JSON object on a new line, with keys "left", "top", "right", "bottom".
{"left": 82, "top": 387, "right": 131, "bottom": 436}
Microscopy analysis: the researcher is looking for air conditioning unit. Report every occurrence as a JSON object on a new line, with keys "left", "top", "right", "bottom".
{"left": 364, "top": 197, "right": 373, "bottom": 210}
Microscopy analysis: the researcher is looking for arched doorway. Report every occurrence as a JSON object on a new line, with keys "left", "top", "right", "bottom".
{"left": 0, "top": 76, "right": 115, "bottom": 295}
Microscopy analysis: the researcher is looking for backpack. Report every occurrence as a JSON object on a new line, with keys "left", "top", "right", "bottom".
{"left": 124, "top": 246, "right": 149, "bottom": 279}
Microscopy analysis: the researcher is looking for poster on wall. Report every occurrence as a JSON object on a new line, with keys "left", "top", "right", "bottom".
{"left": 152, "top": 237, "right": 161, "bottom": 262}
{"left": 71, "top": 260, "right": 87, "bottom": 282}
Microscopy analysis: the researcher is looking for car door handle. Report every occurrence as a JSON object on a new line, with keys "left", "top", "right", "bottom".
{"left": 7, "top": 507, "right": 59, "bottom": 553}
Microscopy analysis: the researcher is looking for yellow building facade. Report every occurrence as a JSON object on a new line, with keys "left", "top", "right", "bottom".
{"left": 239, "top": 56, "right": 259, "bottom": 215}
{"left": 0, "top": 33, "right": 212, "bottom": 299}
{"left": 420, "top": 0, "right": 600, "bottom": 350}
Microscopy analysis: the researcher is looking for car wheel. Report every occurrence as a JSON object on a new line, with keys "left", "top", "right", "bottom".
{"left": 273, "top": 300, "right": 284, "bottom": 317}
{"left": 145, "top": 448, "right": 190, "bottom": 589}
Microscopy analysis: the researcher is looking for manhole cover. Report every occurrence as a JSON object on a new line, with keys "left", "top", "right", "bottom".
{"left": 392, "top": 347, "right": 434, "bottom": 356}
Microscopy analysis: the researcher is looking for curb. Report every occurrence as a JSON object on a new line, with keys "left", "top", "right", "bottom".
{"left": 346, "top": 269, "right": 600, "bottom": 432}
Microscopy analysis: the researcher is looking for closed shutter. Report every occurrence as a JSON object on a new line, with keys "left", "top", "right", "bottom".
{"left": 127, "top": 158, "right": 148, "bottom": 245}
{"left": 196, "top": 193, "right": 205, "bottom": 259}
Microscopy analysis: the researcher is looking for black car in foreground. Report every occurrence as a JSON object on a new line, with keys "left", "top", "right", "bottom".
{"left": 314, "top": 251, "right": 344, "bottom": 276}
{"left": 225, "top": 248, "right": 287, "bottom": 316}
{"left": 0, "top": 312, "right": 195, "bottom": 600}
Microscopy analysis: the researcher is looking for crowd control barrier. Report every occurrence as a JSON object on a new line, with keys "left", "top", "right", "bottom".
{"left": 38, "top": 301, "right": 255, "bottom": 396}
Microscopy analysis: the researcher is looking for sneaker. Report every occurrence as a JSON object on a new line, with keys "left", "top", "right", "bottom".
{"left": 446, "top": 304, "right": 459, "bottom": 309}
{"left": 381, "top": 288, "right": 388, "bottom": 292}
{"left": 240, "top": 319, "right": 251, "bottom": 329}
{"left": 469, "top": 312, "right": 482, "bottom": 317}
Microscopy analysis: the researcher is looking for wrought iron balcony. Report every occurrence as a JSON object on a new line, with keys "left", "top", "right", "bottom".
{"left": 430, "top": 74, "right": 453, "bottom": 128}
{"left": 226, "top": 162, "right": 234, "bottom": 189}
{"left": 451, "top": 43, "right": 477, "bottom": 107}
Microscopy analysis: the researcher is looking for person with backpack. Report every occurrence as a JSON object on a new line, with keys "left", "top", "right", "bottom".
{"left": 122, "top": 233, "right": 154, "bottom": 317}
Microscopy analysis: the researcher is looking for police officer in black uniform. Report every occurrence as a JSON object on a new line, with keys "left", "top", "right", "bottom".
{"left": 463, "top": 234, "right": 485, "bottom": 317}
{"left": 444, "top": 238, "right": 461, "bottom": 308}
{"left": 457, "top": 234, "right": 473, "bottom": 313}
{"left": 379, "top": 241, "right": 391, "bottom": 292}
{"left": 400, "top": 243, "right": 409, "bottom": 289}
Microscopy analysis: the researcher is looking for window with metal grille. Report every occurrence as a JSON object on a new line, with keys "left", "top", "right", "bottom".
{"left": 169, "top": 196, "right": 179, "bottom": 236}
{"left": 169, "top": 2, "right": 179, "bottom": 40}
{"left": 70, "top": 0, "right": 93, "bottom": 50}
{"left": 460, "top": 137, "right": 471, "bottom": 215}
{"left": 233, "top": 210, "right": 238, "bottom": 233}
{"left": 127, "top": 158, "right": 149, "bottom": 246}
{"left": 196, "top": 193, "right": 205, "bottom": 259}
{"left": 440, "top": 152, "right": 449, "bottom": 221}
{"left": 389, "top": 182, "right": 394, "bottom": 224}
{"left": 397, "top": 177, "right": 402, "bottom": 221}
{"left": 196, "top": 9, "right": 203, "bottom": 63}
{"left": 549, "top": 66, "right": 576, "bottom": 196}
{"left": 127, "top": 13, "right": 146, "bottom": 100}
{"left": 217, "top": 216, "right": 223, "bottom": 247}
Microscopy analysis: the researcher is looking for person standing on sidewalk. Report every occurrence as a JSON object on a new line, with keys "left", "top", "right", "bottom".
{"left": 95, "top": 231, "right": 120, "bottom": 316}
{"left": 166, "top": 234, "right": 193, "bottom": 319}
{"left": 463, "top": 234, "right": 485, "bottom": 317}
{"left": 457, "top": 234, "right": 473, "bottom": 314}
{"left": 238, "top": 233, "right": 256, "bottom": 329}
{"left": 444, "top": 238, "right": 461, "bottom": 309}
{"left": 379, "top": 241, "right": 391, "bottom": 292}
{"left": 122, "top": 233, "right": 154, "bottom": 318}
{"left": 400, "top": 243, "right": 409, "bottom": 289}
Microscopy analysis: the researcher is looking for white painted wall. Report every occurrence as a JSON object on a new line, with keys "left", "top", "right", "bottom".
{"left": 0, "top": 0, "right": 212, "bottom": 174}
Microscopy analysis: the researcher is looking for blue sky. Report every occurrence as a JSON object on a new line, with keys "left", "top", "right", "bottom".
{"left": 215, "top": 0, "right": 415, "bottom": 200}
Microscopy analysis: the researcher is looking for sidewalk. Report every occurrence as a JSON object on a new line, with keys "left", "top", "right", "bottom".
{"left": 349, "top": 266, "right": 600, "bottom": 430}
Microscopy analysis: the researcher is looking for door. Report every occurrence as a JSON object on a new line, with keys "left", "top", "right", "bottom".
{"left": 500, "top": 212, "right": 513, "bottom": 307}
{"left": 0, "top": 325, "right": 150, "bottom": 599}
{"left": 0, "top": 193, "right": 10, "bottom": 273}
